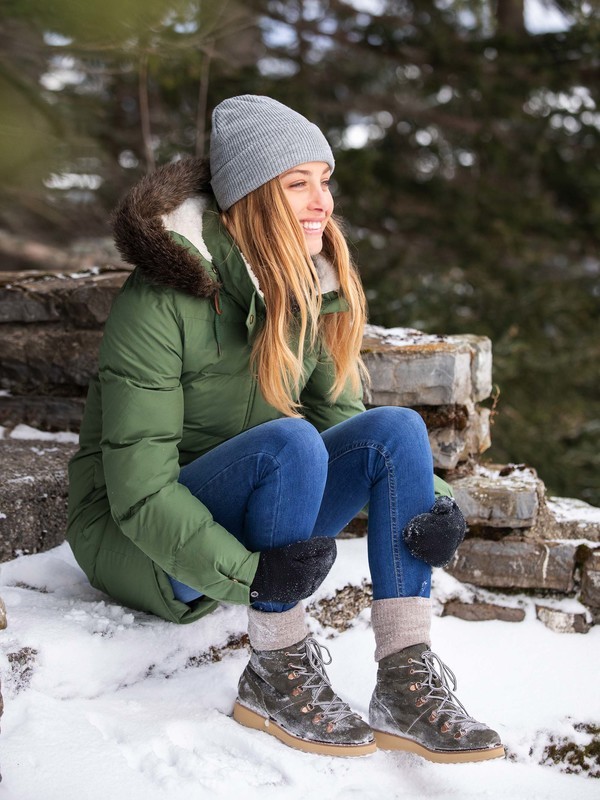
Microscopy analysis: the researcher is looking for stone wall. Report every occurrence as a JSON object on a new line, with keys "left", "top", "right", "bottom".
{"left": 0, "top": 268, "right": 493, "bottom": 469}
{"left": 1, "top": 267, "right": 599, "bottom": 627}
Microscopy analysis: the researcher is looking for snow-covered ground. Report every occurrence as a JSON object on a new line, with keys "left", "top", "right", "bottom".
{"left": 1, "top": 537, "right": 598, "bottom": 800}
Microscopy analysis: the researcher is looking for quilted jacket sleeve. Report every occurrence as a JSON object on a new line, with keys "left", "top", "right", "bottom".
{"left": 98, "top": 276, "right": 259, "bottom": 603}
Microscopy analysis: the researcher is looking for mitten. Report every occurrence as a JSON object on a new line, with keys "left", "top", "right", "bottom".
{"left": 403, "top": 496, "right": 466, "bottom": 568}
{"left": 250, "top": 536, "right": 337, "bottom": 603}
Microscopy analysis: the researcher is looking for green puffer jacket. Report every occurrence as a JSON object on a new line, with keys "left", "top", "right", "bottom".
{"left": 67, "top": 158, "right": 452, "bottom": 625}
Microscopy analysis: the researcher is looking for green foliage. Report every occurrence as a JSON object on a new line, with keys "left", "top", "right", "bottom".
{"left": 3, "top": 0, "right": 172, "bottom": 43}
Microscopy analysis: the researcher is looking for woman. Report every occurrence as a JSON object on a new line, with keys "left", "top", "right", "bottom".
{"left": 67, "top": 95, "right": 504, "bottom": 762}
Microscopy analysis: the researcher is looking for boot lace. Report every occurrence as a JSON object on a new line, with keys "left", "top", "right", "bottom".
{"left": 411, "top": 650, "right": 482, "bottom": 734}
{"left": 286, "top": 637, "right": 357, "bottom": 725}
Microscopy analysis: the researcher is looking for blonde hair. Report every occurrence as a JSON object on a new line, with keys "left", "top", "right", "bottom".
{"left": 221, "top": 178, "right": 368, "bottom": 417}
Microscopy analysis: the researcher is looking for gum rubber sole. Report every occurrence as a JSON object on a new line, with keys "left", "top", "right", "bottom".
{"left": 233, "top": 702, "right": 377, "bottom": 757}
{"left": 373, "top": 729, "right": 505, "bottom": 763}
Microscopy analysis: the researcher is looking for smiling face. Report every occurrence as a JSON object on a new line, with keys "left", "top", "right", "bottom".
{"left": 278, "top": 161, "right": 334, "bottom": 256}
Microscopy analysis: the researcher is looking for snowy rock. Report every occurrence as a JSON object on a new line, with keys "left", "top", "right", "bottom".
{"left": 361, "top": 324, "right": 491, "bottom": 406}
{"left": 536, "top": 497, "right": 600, "bottom": 543}
{"left": 535, "top": 605, "right": 591, "bottom": 634}
{"left": 0, "top": 269, "right": 128, "bottom": 327}
{"left": 442, "top": 600, "right": 526, "bottom": 622}
{"left": 447, "top": 537, "right": 577, "bottom": 592}
{"left": 360, "top": 325, "right": 493, "bottom": 468}
{"left": 448, "top": 462, "right": 543, "bottom": 528}
{"left": 0, "top": 439, "right": 76, "bottom": 561}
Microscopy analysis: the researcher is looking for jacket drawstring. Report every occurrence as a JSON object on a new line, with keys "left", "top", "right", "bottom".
{"left": 213, "top": 290, "right": 223, "bottom": 356}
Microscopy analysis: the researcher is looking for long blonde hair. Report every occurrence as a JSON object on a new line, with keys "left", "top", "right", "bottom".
{"left": 221, "top": 177, "right": 368, "bottom": 417}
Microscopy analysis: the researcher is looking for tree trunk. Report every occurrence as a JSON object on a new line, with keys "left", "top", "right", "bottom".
{"left": 496, "top": 0, "right": 526, "bottom": 36}
{"left": 138, "top": 53, "right": 155, "bottom": 172}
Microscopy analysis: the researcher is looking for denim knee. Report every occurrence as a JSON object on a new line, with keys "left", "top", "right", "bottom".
{"left": 263, "top": 417, "right": 329, "bottom": 468}
{"left": 357, "top": 406, "right": 429, "bottom": 447}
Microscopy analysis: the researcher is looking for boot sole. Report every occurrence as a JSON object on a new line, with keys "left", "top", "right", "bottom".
{"left": 233, "top": 702, "right": 377, "bottom": 757}
{"left": 373, "top": 729, "right": 505, "bottom": 763}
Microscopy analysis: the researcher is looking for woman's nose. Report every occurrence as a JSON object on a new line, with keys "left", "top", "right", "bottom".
{"left": 308, "top": 184, "right": 327, "bottom": 208}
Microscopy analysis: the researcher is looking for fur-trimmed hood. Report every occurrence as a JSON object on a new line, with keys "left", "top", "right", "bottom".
{"left": 112, "top": 157, "right": 339, "bottom": 301}
{"left": 112, "top": 158, "right": 220, "bottom": 299}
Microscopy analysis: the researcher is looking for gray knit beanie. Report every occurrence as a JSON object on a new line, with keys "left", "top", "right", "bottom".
{"left": 209, "top": 95, "right": 335, "bottom": 210}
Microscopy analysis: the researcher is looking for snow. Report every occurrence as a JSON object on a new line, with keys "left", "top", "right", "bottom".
{"left": 364, "top": 323, "right": 445, "bottom": 347}
{"left": 1, "top": 538, "right": 598, "bottom": 800}
{"left": 474, "top": 462, "right": 539, "bottom": 486}
{"left": 8, "top": 424, "right": 79, "bottom": 445}
{"left": 547, "top": 497, "right": 600, "bottom": 525}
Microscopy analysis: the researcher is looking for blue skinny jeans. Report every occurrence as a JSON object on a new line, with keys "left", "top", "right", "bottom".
{"left": 168, "top": 407, "right": 435, "bottom": 612}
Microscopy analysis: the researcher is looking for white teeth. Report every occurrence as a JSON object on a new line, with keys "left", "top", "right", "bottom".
{"left": 302, "top": 221, "right": 321, "bottom": 231}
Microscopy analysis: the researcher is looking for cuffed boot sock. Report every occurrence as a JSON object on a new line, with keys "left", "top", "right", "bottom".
{"left": 371, "top": 597, "right": 432, "bottom": 662}
{"left": 369, "top": 643, "right": 505, "bottom": 763}
{"left": 234, "top": 635, "right": 376, "bottom": 757}
{"left": 247, "top": 604, "right": 308, "bottom": 652}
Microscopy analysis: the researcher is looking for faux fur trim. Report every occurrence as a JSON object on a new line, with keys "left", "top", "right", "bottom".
{"left": 112, "top": 158, "right": 219, "bottom": 298}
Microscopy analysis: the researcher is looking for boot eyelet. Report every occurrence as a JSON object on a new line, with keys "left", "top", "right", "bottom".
{"left": 409, "top": 668, "right": 415, "bottom": 674}
{"left": 415, "top": 696, "right": 427, "bottom": 708}
{"left": 409, "top": 683, "right": 417, "bottom": 692}
{"left": 441, "top": 722, "right": 451, "bottom": 733}
{"left": 454, "top": 731, "right": 463, "bottom": 740}
{"left": 287, "top": 671, "right": 298, "bottom": 680}
{"left": 428, "top": 712, "right": 437, "bottom": 723}
{"left": 408, "top": 658, "right": 413, "bottom": 664}
{"left": 301, "top": 704, "right": 313, "bottom": 714}
{"left": 312, "top": 714, "right": 323, "bottom": 724}
{"left": 326, "top": 722, "right": 335, "bottom": 733}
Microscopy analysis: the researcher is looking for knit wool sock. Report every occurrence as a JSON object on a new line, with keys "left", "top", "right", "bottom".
{"left": 371, "top": 597, "right": 432, "bottom": 662}
{"left": 247, "top": 603, "right": 308, "bottom": 652}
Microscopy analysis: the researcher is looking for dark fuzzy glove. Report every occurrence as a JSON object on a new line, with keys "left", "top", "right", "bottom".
{"left": 250, "top": 536, "right": 337, "bottom": 603}
{"left": 403, "top": 496, "right": 466, "bottom": 568}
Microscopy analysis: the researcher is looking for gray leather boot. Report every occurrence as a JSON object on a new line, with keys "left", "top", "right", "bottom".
{"left": 370, "top": 643, "right": 505, "bottom": 763}
{"left": 234, "top": 636, "right": 376, "bottom": 757}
